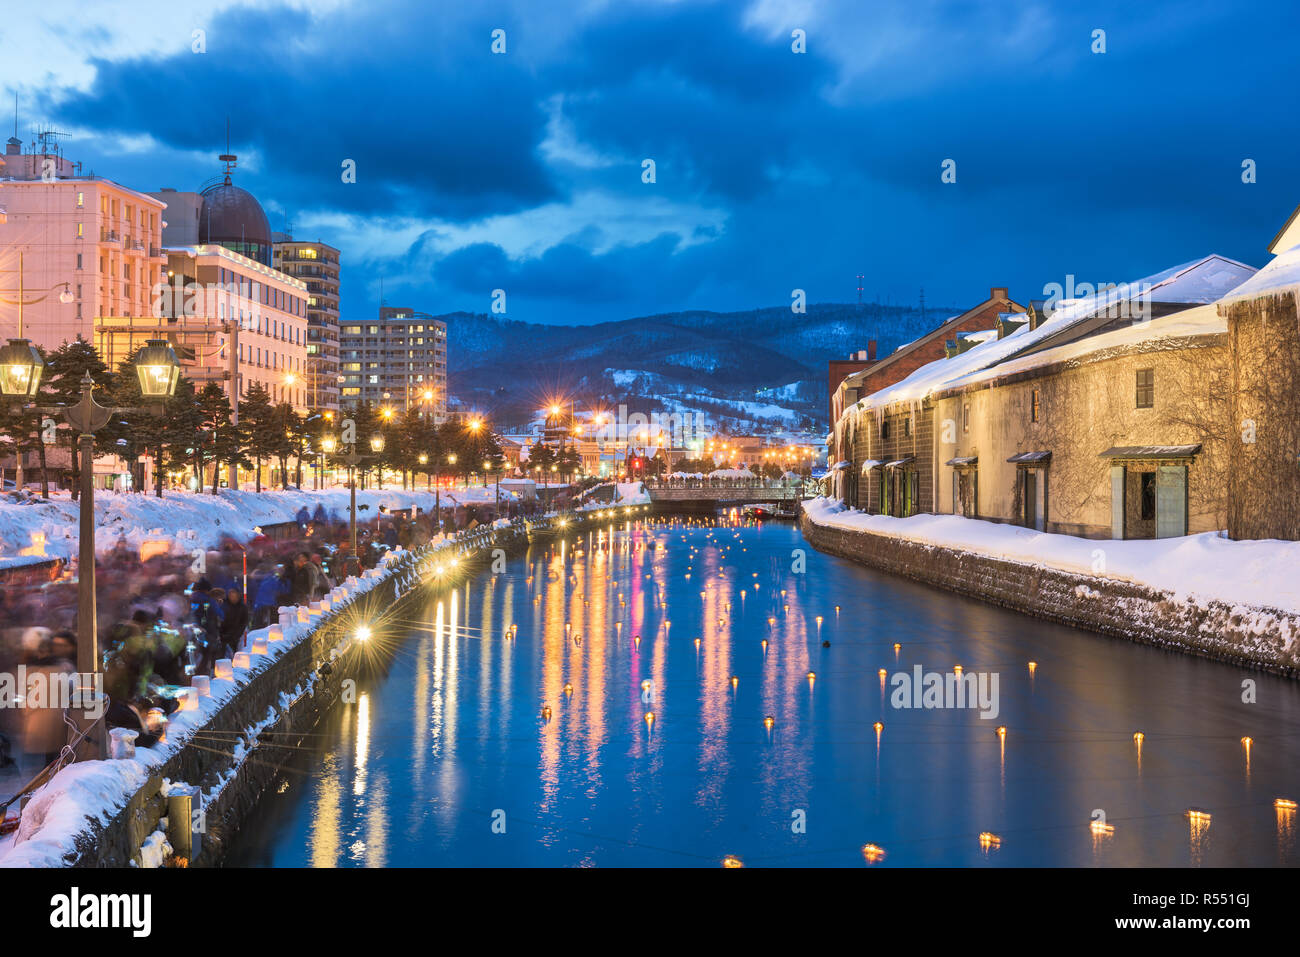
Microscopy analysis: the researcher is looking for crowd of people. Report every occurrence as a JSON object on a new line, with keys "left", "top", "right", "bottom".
{"left": 0, "top": 498, "right": 508, "bottom": 785}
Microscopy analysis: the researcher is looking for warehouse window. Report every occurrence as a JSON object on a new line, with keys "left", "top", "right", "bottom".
{"left": 1136, "top": 369, "right": 1154, "bottom": 409}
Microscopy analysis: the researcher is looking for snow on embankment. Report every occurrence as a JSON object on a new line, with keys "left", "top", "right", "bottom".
{"left": 577, "top": 481, "right": 650, "bottom": 509}
{"left": 0, "top": 550, "right": 405, "bottom": 867}
{"left": 0, "top": 486, "right": 515, "bottom": 570}
{"left": 803, "top": 497, "right": 1300, "bottom": 623}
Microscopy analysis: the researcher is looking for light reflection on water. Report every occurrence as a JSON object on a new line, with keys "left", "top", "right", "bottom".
{"left": 230, "top": 517, "right": 1300, "bottom": 868}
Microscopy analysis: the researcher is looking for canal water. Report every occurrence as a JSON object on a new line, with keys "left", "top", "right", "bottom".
{"left": 227, "top": 516, "right": 1300, "bottom": 867}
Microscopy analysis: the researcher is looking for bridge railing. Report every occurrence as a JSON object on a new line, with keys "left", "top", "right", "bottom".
{"left": 643, "top": 477, "right": 804, "bottom": 491}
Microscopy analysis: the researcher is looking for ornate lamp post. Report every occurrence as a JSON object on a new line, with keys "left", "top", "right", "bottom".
{"left": 0, "top": 252, "right": 73, "bottom": 488}
{"left": 0, "top": 338, "right": 180, "bottom": 676}
{"left": 435, "top": 452, "right": 456, "bottom": 533}
{"left": 322, "top": 428, "right": 385, "bottom": 562}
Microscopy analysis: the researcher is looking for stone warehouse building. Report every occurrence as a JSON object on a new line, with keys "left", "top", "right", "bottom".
{"left": 828, "top": 244, "right": 1294, "bottom": 540}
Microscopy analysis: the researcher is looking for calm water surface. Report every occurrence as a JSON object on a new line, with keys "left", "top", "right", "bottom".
{"left": 227, "top": 517, "right": 1300, "bottom": 867}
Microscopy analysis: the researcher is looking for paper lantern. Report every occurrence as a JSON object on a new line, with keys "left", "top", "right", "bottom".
{"left": 110, "top": 727, "right": 139, "bottom": 760}
{"left": 251, "top": 635, "right": 269, "bottom": 655}
{"left": 214, "top": 659, "right": 234, "bottom": 680}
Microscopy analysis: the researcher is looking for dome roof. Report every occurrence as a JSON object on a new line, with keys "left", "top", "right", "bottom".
{"left": 198, "top": 180, "right": 272, "bottom": 256}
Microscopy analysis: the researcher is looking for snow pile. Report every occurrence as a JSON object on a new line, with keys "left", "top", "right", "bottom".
{"left": 614, "top": 481, "right": 650, "bottom": 505}
{"left": 0, "top": 487, "right": 509, "bottom": 570}
{"left": 803, "top": 497, "right": 1300, "bottom": 622}
{"left": 708, "top": 467, "right": 754, "bottom": 479}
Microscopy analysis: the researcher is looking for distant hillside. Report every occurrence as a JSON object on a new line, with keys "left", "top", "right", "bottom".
{"left": 439, "top": 302, "right": 958, "bottom": 432}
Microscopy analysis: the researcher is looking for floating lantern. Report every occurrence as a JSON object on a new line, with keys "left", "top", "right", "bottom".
{"left": 1133, "top": 731, "right": 1144, "bottom": 744}
{"left": 644, "top": 711, "right": 655, "bottom": 727}
{"left": 861, "top": 844, "right": 885, "bottom": 863}
{"left": 835, "top": 605, "right": 840, "bottom": 614}
{"left": 214, "top": 659, "right": 234, "bottom": 681}
{"left": 1275, "top": 798, "right": 1297, "bottom": 810}
{"left": 634, "top": 636, "right": 641, "bottom": 648}
{"left": 730, "top": 675, "right": 738, "bottom": 689}
{"left": 763, "top": 715, "right": 775, "bottom": 731}
{"left": 996, "top": 726, "right": 1007, "bottom": 740}
{"left": 721, "top": 855, "right": 744, "bottom": 868}
{"left": 542, "top": 706, "right": 552, "bottom": 721}
{"left": 979, "top": 832, "right": 1001, "bottom": 850}
{"left": 767, "top": 617, "right": 775, "bottom": 626}
{"left": 1241, "top": 736, "right": 1253, "bottom": 749}
{"left": 815, "top": 616, "right": 823, "bottom": 626}
{"left": 893, "top": 642, "right": 901, "bottom": 654}
{"left": 1186, "top": 808, "right": 1211, "bottom": 823}
{"left": 807, "top": 671, "right": 816, "bottom": 684}
{"left": 878, "top": 668, "right": 887, "bottom": 680}
{"left": 874, "top": 721, "right": 883, "bottom": 733}
{"left": 564, "top": 683, "right": 573, "bottom": 696}
{"left": 761, "top": 638, "right": 768, "bottom": 651}
{"left": 192, "top": 675, "right": 211, "bottom": 697}
{"left": 1090, "top": 819, "right": 1115, "bottom": 836}
{"left": 1028, "top": 661, "right": 1037, "bottom": 673}
{"left": 694, "top": 638, "right": 701, "bottom": 649}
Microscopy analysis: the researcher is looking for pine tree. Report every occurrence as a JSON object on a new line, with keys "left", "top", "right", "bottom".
{"left": 45, "top": 337, "right": 113, "bottom": 500}
{"left": 238, "top": 383, "right": 278, "bottom": 492}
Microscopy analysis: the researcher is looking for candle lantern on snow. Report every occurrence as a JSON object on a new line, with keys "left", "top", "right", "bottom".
{"left": 214, "top": 659, "right": 234, "bottom": 681}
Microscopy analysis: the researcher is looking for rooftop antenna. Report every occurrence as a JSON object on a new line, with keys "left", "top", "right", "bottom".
{"left": 855, "top": 273, "right": 864, "bottom": 310}
{"left": 218, "top": 117, "right": 237, "bottom": 184}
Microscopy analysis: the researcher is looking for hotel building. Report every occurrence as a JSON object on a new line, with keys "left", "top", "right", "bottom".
{"left": 273, "top": 234, "right": 341, "bottom": 412}
{"left": 339, "top": 306, "right": 447, "bottom": 419}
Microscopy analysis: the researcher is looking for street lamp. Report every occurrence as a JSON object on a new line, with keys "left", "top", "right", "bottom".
{"left": 0, "top": 351, "right": 179, "bottom": 679}
{"left": 0, "top": 337, "right": 44, "bottom": 397}
{"left": 324, "top": 428, "right": 385, "bottom": 567}
{"left": 436, "top": 451, "right": 456, "bottom": 532}
{"left": 134, "top": 339, "right": 182, "bottom": 398}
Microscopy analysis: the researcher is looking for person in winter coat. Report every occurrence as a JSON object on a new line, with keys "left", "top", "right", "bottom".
{"left": 190, "top": 580, "right": 224, "bottom": 674}
{"left": 291, "top": 552, "right": 320, "bottom": 604}
{"left": 252, "top": 563, "right": 290, "bottom": 628}
{"left": 219, "top": 588, "right": 249, "bottom": 656}
{"left": 296, "top": 505, "right": 311, "bottom": 530}
{"left": 20, "top": 636, "right": 76, "bottom": 769}
{"left": 312, "top": 502, "right": 328, "bottom": 525}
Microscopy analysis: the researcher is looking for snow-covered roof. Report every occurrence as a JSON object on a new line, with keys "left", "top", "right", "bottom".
{"left": 1218, "top": 242, "right": 1300, "bottom": 308}
{"left": 855, "top": 255, "right": 1252, "bottom": 413}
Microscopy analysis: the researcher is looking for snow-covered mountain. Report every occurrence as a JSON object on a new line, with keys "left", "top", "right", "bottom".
{"left": 440, "top": 302, "right": 954, "bottom": 432}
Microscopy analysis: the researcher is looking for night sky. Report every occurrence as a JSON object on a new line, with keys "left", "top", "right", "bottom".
{"left": 5, "top": 0, "right": 1299, "bottom": 324}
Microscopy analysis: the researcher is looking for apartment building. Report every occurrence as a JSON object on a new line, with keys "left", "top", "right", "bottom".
{"left": 0, "top": 135, "right": 167, "bottom": 349}
{"left": 273, "top": 234, "right": 341, "bottom": 411}
{"left": 339, "top": 306, "right": 447, "bottom": 419}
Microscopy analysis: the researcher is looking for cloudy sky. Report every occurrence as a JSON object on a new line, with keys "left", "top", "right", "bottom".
{"left": 4, "top": 0, "right": 1298, "bottom": 324}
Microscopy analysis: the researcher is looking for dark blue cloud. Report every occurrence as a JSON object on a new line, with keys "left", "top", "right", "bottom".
{"left": 27, "top": 0, "right": 1300, "bottom": 326}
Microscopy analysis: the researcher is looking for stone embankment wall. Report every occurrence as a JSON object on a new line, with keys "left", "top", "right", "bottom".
{"left": 60, "top": 516, "right": 573, "bottom": 867}
{"left": 800, "top": 512, "right": 1299, "bottom": 676}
